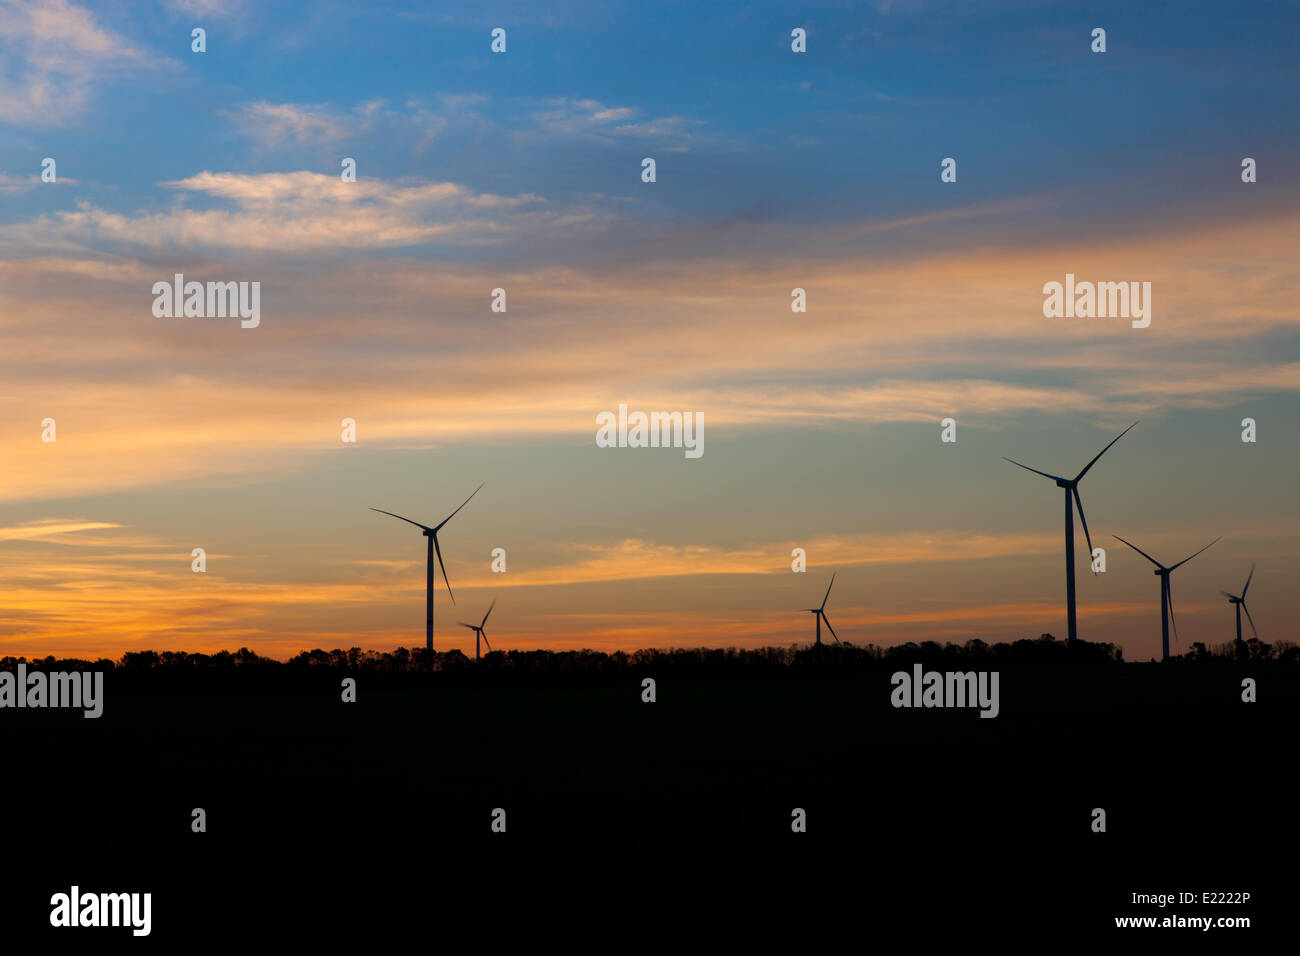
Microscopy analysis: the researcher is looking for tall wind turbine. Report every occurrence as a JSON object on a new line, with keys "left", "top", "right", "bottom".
{"left": 370, "top": 482, "right": 484, "bottom": 663}
{"left": 802, "top": 573, "right": 840, "bottom": 646}
{"left": 1004, "top": 422, "right": 1137, "bottom": 642}
{"left": 1113, "top": 534, "right": 1220, "bottom": 661}
{"left": 1221, "top": 565, "right": 1258, "bottom": 645}
{"left": 460, "top": 599, "right": 496, "bottom": 661}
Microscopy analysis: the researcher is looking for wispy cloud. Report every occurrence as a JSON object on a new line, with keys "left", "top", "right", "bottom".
{"left": 0, "top": 0, "right": 161, "bottom": 125}
{"left": 413, "top": 532, "right": 1065, "bottom": 590}
{"left": 221, "top": 100, "right": 385, "bottom": 147}
{"left": 223, "top": 94, "right": 712, "bottom": 154}
{"left": 0, "top": 170, "right": 76, "bottom": 192}
{"left": 166, "top": 0, "right": 250, "bottom": 19}
{"left": 2, "top": 170, "right": 577, "bottom": 253}
{"left": 0, "top": 518, "right": 120, "bottom": 541}
{"left": 0, "top": 207, "right": 1297, "bottom": 504}
{"left": 525, "top": 97, "right": 709, "bottom": 148}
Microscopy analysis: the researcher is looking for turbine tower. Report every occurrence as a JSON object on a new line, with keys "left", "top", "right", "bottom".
{"left": 1221, "top": 565, "right": 1258, "bottom": 645}
{"left": 370, "top": 482, "right": 484, "bottom": 665}
{"left": 460, "top": 599, "right": 496, "bottom": 661}
{"left": 1004, "top": 422, "right": 1137, "bottom": 642}
{"left": 1113, "top": 534, "right": 1220, "bottom": 661}
{"left": 802, "top": 573, "right": 840, "bottom": 646}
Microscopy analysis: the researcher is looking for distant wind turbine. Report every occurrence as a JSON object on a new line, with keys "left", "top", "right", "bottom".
{"left": 460, "top": 599, "right": 496, "bottom": 661}
{"left": 1221, "top": 565, "right": 1258, "bottom": 645}
{"left": 370, "top": 482, "right": 484, "bottom": 664}
{"left": 1113, "top": 534, "right": 1220, "bottom": 661}
{"left": 1004, "top": 422, "right": 1138, "bottom": 642}
{"left": 802, "top": 573, "right": 840, "bottom": 646}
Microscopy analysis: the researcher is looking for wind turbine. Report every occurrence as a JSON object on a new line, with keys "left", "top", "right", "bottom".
{"left": 1004, "top": 422, "right": 1138, "bottom": 642}
{"left": 1221, "top": 565, "right": 1258, "bottom": 645}
{"left": 460, "top": 599, "right": 496, "bottom": 661}
{"left": 1113, "top": 534, "right": 1220, "bottom": 661}
{"left": 370, "top": 482, "right": 484, "bottom": 664}
{"left": 802, "top": 573, "right": 840, "bottom": 646}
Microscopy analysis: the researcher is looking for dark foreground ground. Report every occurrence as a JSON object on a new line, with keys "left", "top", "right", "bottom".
{"left": 2, "top": 659, "right": 1294, "bottom": 945}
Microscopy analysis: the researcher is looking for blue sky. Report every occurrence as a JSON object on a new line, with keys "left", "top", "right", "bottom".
{"left": 7, "top": 1, "right": 1299, "bottom": 237}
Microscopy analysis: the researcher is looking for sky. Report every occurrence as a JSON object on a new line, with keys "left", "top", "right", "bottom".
{"left": 1, "top": 0, "right": 1297, "bottom": 661}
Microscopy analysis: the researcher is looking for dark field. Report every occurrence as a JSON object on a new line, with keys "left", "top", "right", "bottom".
{"left": 4, "top": 660, "right": 1294, "bottom": 943}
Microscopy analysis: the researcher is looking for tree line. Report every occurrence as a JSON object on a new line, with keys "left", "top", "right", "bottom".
{"left": 4, "top": 633, "right": 1295, "bottom": 677}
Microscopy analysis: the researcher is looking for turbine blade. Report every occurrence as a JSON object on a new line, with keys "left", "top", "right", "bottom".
{"left": 369, "top": 508, "right": 432, "bottom": 531}
{"left": 1073, "top": 487, "right": 1096, "bottom": 575}
{"left": 433, "top": 534, "right": 455, "bottom": 603}
{"left": 1242, "top": 563, "right": 1255, "bottom": 598}
{"left": 481, "top": 598, "right": 496, "bottom": 628}
{"left": 458, "top": 623, "right": 475, "bottom": 629}
{"left": 1169, "top": 536, "right": 1220, "bottom": 571}
{"left": 1220, "top": 591, "right": 1237, "bottom": 600}
{"left": 1073, "top": 421, "right": 1139, "bottom": 482}
{"left": 820, "top": 573, "right": 836, "bottom": 611}
{"left": 432, "top": 482, "right": 485, "bottom": 533}
{"left": 1167, "top": 583, "right": 1180, "bottom": 645}
{"left": 1003, "top": 457, "right": 1065, "bottom": 482}
{"left": 1112, "top": 534, "right": 1163, "bottom": 568}
{"left": 821, "top": 613, "right": 841, "bottom": 644}
{"left": 1241, "top": 602, "right": 1259, "bottom": 639}
{"left": 482, "top": 632, "right": 492, "bottom": 652}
